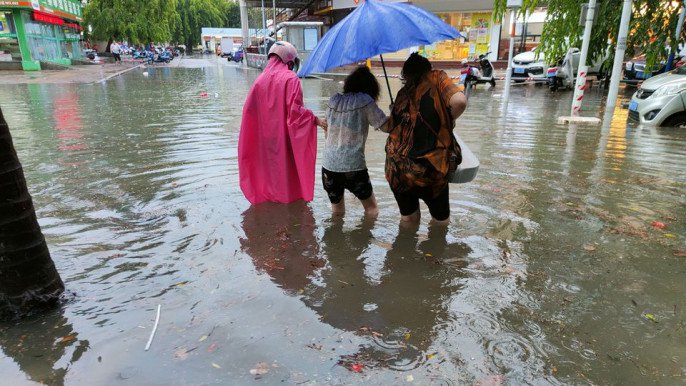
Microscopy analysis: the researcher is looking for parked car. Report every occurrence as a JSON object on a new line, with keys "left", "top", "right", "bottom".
{"left": 624, "top": 54, "right": 680, "bottom": 84}
{"left": 511, "top": 50, "right": 548, "bottom": 82}
{"left": 547, "top": 48, "right": 608, "bottom": 91}
{"left": 627, "top": 66, "right": 686, "bottom": 126}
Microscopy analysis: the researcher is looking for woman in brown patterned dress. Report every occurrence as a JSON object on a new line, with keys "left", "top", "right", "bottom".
{"left": 384, "top": 53, "right": 467, "bottom": 224}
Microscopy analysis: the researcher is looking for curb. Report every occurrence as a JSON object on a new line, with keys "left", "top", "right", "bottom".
{"left": 97, "top": 64, "right": 144, "bottom": 83}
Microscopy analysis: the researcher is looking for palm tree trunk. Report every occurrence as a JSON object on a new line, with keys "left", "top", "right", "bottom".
{"left": 0, "top": 107, "right": 64, "bottom": 320}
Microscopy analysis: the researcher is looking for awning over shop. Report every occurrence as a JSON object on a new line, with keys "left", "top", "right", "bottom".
{"left": 243, "top": 0, "right": 314, "bottom": 9}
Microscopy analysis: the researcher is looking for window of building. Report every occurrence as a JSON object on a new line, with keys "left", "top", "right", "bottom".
{"left": 422, "top": 12, "right": 494, "bottom": 61}
{"left": 0, "top": 12, "right": 20, "bottom": 61}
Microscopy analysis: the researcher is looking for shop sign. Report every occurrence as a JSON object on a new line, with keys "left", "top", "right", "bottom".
{"left": 39, "top": 0, "right": 83, "bottom": 21}
{"left": 0, "top": 0, "right": 82, "bottom": 21}
{"left": 34, "top": 10, "right": 63, "bottom": 25}
{"left": 332, "top": 0, "right": 406, "bottom": 10}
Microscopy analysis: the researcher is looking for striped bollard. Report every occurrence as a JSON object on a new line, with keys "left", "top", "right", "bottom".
{"left": 571, "top": 65, "right": 588, "bottom": 116}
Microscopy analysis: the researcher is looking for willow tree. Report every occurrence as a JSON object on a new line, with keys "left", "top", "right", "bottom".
{"left": 0, "top": 108, "right": 64, "bottom": 320}
{"left": 171, "top": 0, "right": 229, "bottom": 52}
{"left": 494, "top": 0, "right": 686, "bottom": 68}
{"left": 83, "top": 0, "right": 179, "bottom": 44}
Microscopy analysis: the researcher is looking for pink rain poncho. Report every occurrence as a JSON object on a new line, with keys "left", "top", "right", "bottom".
{"left": 238, "top": 56, "right": 317, "bottom": 205}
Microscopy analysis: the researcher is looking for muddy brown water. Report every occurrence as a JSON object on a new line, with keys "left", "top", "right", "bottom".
{"left": 0, "top": 64, "right": 685, "bottom": 385}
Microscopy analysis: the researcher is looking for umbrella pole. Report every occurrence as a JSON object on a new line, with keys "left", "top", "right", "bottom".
{"left": 379, "top": 54, "right": 394, "bottom": 105}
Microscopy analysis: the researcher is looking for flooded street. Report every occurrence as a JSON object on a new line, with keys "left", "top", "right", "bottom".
{"left": 0, "top": 62, "right": 685, "bottom": 385}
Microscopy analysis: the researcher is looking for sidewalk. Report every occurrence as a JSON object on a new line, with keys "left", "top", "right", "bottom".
{"left": 0, "top": 63, "right": 142, "bottom": 85}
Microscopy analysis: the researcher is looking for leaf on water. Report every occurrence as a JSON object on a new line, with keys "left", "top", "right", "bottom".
{"left": 212, "top": 363, "right": 221, "bottom": 369}
{"left": 406, "top": 374, "right": 415, "bottom": 382}
{"left": 59, "top": 335, "right": 77, "bottom": 344}
{"left": 664, "top": 233, "right": 676, "bottom": 238}
{"left": 207, "top": 343, "right": 218, "bottom": 353}
{"left": 250, "top": 362, "right": 270, "bottom": 376}
{"left": 583, "top": 244, "right": 596, "bottom": 252}
{"left": 651, "top": 221, "right": 667, "bottom": 229}
{"left": 199, "top": 335, "right": 208, "bottom": 342}
{"left": 642, "top": 313, "right": 658, "bottom": 323}
{"left": 425, "top": 253, "right": 433, "bottom": 257}
{"left": 174, "top": 348, "right": 189, "bottom": 361}
{"left": 674, "top": 250, "right": 686, "bottom": 257}
{"left": 426, "top": 353, "right": 436, "bottom": 360}
{"left": 404, "top": 332, "right": 411, "bottom": 341}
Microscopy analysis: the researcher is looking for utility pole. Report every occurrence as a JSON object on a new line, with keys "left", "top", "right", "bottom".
{"left": 239, "top": 0, "right": 250, "bottom": 52}
{"left": 570, "top": 0, "right": 596, "bottom": 116}
{"left": 666, "top": 1, "right": 686, "bottom": 72}
{"left": 502, "top": 0, "right": 522, "bottom": 103}
{"left": 604, "top": 0, "right": 632, "bottom": 116}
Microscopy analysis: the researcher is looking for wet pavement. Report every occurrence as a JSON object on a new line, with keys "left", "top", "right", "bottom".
{"left": 0, "top": 63, "right": 685, "bottom": 385}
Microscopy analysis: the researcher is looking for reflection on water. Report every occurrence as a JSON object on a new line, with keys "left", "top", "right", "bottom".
{"left": 0, "top": 67, "right": 684, "bottom": 385}
{"left": 0, "top": 308, "right": 89, "bottom": 386}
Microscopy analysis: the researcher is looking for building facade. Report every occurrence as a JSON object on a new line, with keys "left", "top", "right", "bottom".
{"left": 0, "top": 0, "right": 83, "bottom": 71}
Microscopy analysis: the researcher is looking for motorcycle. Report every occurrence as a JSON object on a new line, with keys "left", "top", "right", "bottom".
{"left": 460, "top": 52, "right": 496, "bottom": 89}
{"left": 227, "top": 49, "right": 244, "bottom": 63}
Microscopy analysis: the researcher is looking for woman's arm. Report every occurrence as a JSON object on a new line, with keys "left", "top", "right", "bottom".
{"left": 448, "top": 91, "right": 467, "bottom": 119}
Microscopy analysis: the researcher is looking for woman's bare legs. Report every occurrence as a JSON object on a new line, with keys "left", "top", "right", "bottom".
{"left": 331, "top": 200, "right": 345, "bottom": 216}
{"left": 361, "top": 193, "right": 379, "bottom": 218}
{"left": 400, "top": 208, "right": 421, "bottom": 224}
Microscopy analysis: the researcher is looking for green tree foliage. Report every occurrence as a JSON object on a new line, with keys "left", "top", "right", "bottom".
{"left": 84, "top": 0, "right": 179, "bottom": 44}
{"left": 494, "top": 0, "right": 685, "bottom": 68}
{"left": 172, "top": 0, "right": 232, "bottom": 50}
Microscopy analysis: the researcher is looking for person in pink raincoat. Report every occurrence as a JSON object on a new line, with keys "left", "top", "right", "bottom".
{"left": 238, "top": 41, "right": 327, "bottom": 205}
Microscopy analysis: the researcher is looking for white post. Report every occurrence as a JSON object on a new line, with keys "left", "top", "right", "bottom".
{"left": 239, "top": 0, "right": 250, "bottom": 51}
{"left": 502, "top": 8, "right": 518, "bottom": 102}
{"left": 273, "top": 0, "right": 277, "bottom": 37}
{"left": 571, "top": 0, "right": 597, "bottom": 116}
{"left": 604, "top": 0, "right": 632, "bottom": 115}
{"left": 261, "top": 0, "right": 267, "bottom": 54}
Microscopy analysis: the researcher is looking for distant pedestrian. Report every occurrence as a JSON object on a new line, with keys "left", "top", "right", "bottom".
{"left": 322, "top": 66, "right": 388, "bottom": 217}
{"left": 238, "top": 41, "right": 327, "bottom": 205}
{"left": 385, "top": 53, "right": 467, "bottom": 224}
{"left": 110, "top": 41, "right": 121, "bottom": 64}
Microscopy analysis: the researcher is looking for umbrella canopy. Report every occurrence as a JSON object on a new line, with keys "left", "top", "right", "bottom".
{"left": 297, "top": 0, "right": 463, "bottom": 77}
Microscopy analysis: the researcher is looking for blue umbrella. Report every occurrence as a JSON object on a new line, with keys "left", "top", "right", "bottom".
{"left": 297, "top": 0, "right": 463, "bottom": 101}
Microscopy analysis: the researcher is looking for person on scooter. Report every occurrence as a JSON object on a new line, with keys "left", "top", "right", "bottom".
{"left": 385, "top": 53, "right": 467, "bottom": 225}
{"left": 238, "top": 41, "right": 328, "bottom": 205}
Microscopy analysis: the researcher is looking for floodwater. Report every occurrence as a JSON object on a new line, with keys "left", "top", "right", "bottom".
{"left": 0, "top": 63, "right": 685, "bottom": 385}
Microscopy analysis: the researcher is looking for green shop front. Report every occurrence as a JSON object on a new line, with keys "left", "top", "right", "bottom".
{"left": 0, "top": 0, "right": 83, "bottom": 70}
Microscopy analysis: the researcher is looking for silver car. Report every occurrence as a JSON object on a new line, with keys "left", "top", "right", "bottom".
{"left": 628, "top": 66, "right": 686, "bottom": 126}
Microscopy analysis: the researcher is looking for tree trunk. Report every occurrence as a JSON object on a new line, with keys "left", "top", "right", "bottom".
{"left": 0, "top": 107, "right": 64, "bottom": 320}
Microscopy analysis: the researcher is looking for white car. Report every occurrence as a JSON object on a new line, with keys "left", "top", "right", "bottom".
{"left": 547, "top": 48, "right": 608, "bottom": 90}
{"left": 511, "top": 50, "right": 548, "bottom": 82}
{"left": 628, "top": 66, "right": 686, "bottom": 126}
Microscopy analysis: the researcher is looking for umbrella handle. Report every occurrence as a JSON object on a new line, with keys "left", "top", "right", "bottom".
{"left": 379, "top": 55, "right": 394, "bottom": 105}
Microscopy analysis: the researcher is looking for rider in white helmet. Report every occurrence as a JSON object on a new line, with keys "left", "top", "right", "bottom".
{"left": 268, "top": 41, "right": 300, "bottom": 71}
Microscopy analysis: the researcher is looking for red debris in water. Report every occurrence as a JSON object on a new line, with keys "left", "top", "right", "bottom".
{"left": 350, "top": 363, "right": 364, "bottom": 372}
{"left": 651, "top": 221, "right": 667, "bottom": 229}
{"left": 199, "top": 92, "right": 209, "bottom": 98}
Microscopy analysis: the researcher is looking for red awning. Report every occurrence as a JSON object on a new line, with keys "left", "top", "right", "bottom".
{"left": 33, "top": 11, "right": 64, "bottom": 26}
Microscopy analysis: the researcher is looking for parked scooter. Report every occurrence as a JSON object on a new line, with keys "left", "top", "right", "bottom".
{"left": 154, "top": 50, "right": 173, "bottom": 63}
{"left": 227, "top": 49, "right": 244, "bottom": 63}
{"left": 460, "top": 52, "right": 496, "bottom": 89}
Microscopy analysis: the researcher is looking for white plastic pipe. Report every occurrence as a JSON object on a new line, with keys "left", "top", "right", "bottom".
{"left": 503, "top": 8, "right": 518, "bottom": 103}
{"left": 571, "top": 0, "right": 596, "bottom": 116}
{"left": 605, "top": 0, "right": 632, "bottom": 115}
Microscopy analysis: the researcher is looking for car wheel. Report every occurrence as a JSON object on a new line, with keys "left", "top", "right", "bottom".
{"left": 661, "top": 112, "right": 686, "bottom": 128}
{"left": 490, "top": 79, "right": 496, "bottom": 88}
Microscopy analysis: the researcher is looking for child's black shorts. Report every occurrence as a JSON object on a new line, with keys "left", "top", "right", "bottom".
{"left": 322, "top": 168, "right": 373, "bottom": 204}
